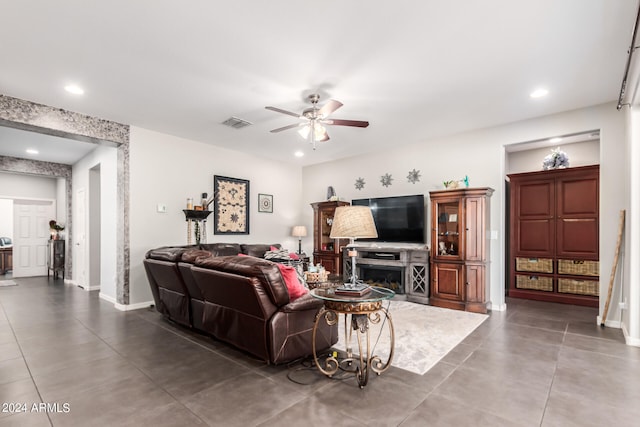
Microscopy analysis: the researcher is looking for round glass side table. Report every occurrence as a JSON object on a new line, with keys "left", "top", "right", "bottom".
{"left": 310, "top": 286, "right": 395, "bottom": 388}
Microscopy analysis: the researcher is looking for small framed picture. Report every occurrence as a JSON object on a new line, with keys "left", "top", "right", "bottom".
{"left": 258, "top": 193, "right": 273, "bottom": 213}
{"left": 448, "top": 214, "right": 457, "bottom": 222}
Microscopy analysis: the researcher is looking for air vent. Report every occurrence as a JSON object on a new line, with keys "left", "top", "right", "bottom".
{"left": 222, "top": 117, "right": 252, "bottom": 129}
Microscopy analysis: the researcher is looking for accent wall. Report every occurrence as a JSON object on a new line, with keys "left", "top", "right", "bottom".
{"left": 128, "top": 127, "right": 304, "bottom": 305}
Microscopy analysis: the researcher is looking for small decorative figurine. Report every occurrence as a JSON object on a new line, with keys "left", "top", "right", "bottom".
{"left": 439, "top": 241, "right": 447, "bottom": 255}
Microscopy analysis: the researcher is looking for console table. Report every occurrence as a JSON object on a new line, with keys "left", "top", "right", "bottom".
{"left": 0, "top": 247, "right": 12, "bottom": 274}
{"left": 47, "top": 240, "right": 65, "bottom": 279}
{"left": 311, "top": 286, "right": 395, "bottom": 388}
{"left": 183, "top": 209, "right": 212, "bottom": 245}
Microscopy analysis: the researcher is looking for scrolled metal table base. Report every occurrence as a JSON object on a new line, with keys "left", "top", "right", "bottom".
{"left": 312, "top": 302, "right": 394, "bottom": 388}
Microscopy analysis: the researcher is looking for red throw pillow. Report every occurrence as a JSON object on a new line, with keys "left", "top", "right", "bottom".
{"left": 276, "top": 263, "right": 308, "bottom": 301}
{"left": 270, "top": 245, "right": 279, "bottom": 251}
{"left": 289, "top": 252, "right": 300, "bottom": 260}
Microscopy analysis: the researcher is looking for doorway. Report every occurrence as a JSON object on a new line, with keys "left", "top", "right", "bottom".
{"left": 504, "top": 131, "right": 601, "bottom": 307}
{"left": 88, "top": 164, "right": 101, "bottom": 290}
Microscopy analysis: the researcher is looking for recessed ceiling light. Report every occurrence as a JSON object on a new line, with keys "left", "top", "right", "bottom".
{"left": 26, "top": 148, "right": 39, "bottom": 155}
{"left": 294, "top": 151, "right": 304, "bottom": 157}
{"left": 530, "top": 88, "right": 549, "bottom": 98}
{"left": 549, "top": 137, "right": 563, "bottom": 143}
{"left": 65, "top": 84, "right": 84, "bottom": 95}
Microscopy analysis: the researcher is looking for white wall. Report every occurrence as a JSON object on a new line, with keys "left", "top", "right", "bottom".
{"left": 0, "top": 171, "right": 57, "bottom": 200}
{"left": 626, "top": 105, "right": 640, "bottom": 344}
{"left": 128, "top": 127, "right": 304, "bottom": 305}
{"left": 506, "top": 139, "right": 600, "bottom": 174}
{"left": 72, "top": 146, "right": 118, "bottom": 298}
{"left": 302, "top": 102, "right": 628, "bottom": 316}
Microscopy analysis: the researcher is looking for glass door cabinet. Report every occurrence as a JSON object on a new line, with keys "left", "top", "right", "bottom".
{"left": 430, "top": 188, "right": 493, "bottom": 313}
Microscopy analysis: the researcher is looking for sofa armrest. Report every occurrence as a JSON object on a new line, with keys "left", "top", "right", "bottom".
{"left": 280, "top": 292, "right": 323, "bottom": 313}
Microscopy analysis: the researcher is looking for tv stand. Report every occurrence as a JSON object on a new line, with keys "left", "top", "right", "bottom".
{"left": 362, "top": 252, "right": 400, "bottom": 261}
{"left": 343, "top": 244, "right": 430, "bottom": 304}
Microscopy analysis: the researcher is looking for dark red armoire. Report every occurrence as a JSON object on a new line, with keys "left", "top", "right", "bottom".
{"left": 508, "top": 165, "right": 599, "bottom": 307}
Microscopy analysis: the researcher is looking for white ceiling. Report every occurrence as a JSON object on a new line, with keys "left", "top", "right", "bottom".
{"left": 0, "top": 1, "right": 636, "bottom": 166}
{"left": 0, "top": 126, "right": 98, "bottom": 164}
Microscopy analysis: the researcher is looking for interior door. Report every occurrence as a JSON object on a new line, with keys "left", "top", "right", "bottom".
{"left": 12, "top": 201, "right": 54, "bottom": 277}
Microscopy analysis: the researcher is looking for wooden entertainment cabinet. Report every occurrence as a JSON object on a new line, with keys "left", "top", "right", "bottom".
{"left": 311, "top": 200, "right": 349, "bottom": 276}
{"left": 429, "top": 187, "right": 494, "bottom": 313}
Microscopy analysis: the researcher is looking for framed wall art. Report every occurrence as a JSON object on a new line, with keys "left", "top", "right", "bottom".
{"left": 258, "top": 193, "right": 273, "bottom": 213}
{"left": 213, "top": 175, "right": 249, "bottom": 235}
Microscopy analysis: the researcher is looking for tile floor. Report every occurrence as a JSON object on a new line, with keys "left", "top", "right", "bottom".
{"left": 1, "top": 276, "right": 639, "bottom": 426}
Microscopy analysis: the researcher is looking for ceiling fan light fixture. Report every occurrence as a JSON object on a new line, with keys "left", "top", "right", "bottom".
{"left": 298, "top": 123, "right": 327, "bottom": 141}
{"left": 316, "top": 133, "right": 329, "bottom": 143}
{"left": 266, "top": 93, "right": 368, "bottom": 149}
{"left": 314, "top": 124, "right": 326, "bottom": 139}
{"left": 298, "top": 125, "right": 310, "bottom": 139}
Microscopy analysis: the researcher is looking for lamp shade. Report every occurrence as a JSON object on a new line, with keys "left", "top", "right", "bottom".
{"left": 329, "top": 206, "right": 378, "bottom": 239}
{"left": 291, "top": 225, "right": 307, "bottom": 237}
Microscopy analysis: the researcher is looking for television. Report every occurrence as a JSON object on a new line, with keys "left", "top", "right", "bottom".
{"left": 352, "top": 194, "right": 425, "bottom": 243}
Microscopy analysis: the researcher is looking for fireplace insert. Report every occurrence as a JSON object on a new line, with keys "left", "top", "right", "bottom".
{"left": 359, "top": 264, "right": 404, "bottom": 294}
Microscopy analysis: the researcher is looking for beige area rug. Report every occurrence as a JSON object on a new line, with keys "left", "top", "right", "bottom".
{"left": 332, "top": 300, "right": 488, "bottom": 375}
{"left": 0, "top": 280, "right": 18, "bottom": 287}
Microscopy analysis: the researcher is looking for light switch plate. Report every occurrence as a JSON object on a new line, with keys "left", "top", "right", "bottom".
{"left": 489, "top": 230, "right": 498, "bottom": 240}
{"left": 157, "top": 204, "right": 167, "bottom": 213}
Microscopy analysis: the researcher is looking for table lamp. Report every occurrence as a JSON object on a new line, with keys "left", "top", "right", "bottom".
{"left": 330, "top": 206, "right": 378, "bottom": 291}
{"left": 291, "top": 225, "right": 307, "bottom": 255}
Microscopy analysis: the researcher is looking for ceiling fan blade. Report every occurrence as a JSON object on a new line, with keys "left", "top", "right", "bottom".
{"left": 323, "top": 119, "right": 370, "bottom": 128}
{"left": 318, "top": 99, "right": 343, "bottom": 117}
{"left": 265, "top": 106, "right": 302, "bottom": 118}
{"left": 270, "top": 122, "right": 305, "bottom": 133}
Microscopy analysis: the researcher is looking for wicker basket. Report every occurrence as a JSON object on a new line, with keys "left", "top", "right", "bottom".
{"left": 515, "top": 275, "right": 553, "bottom": 291}
{"left": 516, "top": 257, "right": 553, "bottom": 273}
{"left": 558, "top": 259, "right": 599, "bottom": 277}
{"left": 558, "top": 278, "right": 599, "bottom": 296}
{"left": 304, "top": 270, "right": 328, "bottom": 284}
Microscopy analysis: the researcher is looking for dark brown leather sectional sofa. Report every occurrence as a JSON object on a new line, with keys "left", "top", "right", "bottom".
{"left": 143, "top": 243, "right": 337, "bottom": 364}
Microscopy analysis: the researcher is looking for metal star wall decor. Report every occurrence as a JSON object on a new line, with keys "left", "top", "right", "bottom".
{"left": 407, "top": 169, "right": 421, "bottom": 184}
{"left": 354, "top": 177, "right": 365, "bottom": 190}
{"left": 380, "top": 173, "right": 393, "bottom": 187}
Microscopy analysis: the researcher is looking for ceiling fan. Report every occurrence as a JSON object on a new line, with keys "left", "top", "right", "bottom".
{"left": 265, "top": 94, "right": 369, "bottom": 149}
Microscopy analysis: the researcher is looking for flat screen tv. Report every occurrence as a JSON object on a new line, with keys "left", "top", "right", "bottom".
{"left": 352, "top": 194, "right": 425, "bottom": 243}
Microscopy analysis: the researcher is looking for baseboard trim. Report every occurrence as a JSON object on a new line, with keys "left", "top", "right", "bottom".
{"left": 489, "top": 302, "right": 507, "bottom": 312}
{"left": 621, "top": 322, "right": 640, "bottom": 347}
{"left": 115, "top": 300, "right": 154, "bottom": 311}
{"left": 68, "top": 280, "right": 100, "bottom": 291}
{"left": 99, "top": 292, "right": 116, "bottom": 304}
{"left": 99, "top": 293, "right": 153, "bottom": 311}
{"left": 596, "top": 316, "right": 621, "bottom": 329}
